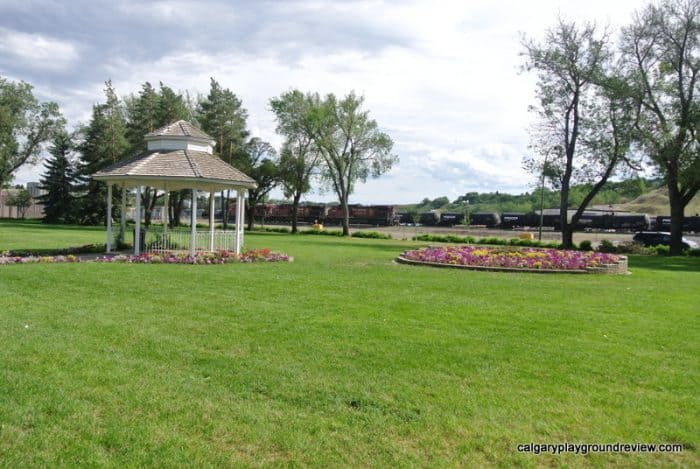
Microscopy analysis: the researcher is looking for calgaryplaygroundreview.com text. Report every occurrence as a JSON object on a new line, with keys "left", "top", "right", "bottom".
{"left": 517, "top": 442, "right": 684, "bottom": 455}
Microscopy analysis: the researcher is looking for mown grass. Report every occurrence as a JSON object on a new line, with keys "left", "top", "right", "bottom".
{"left": 0, "top": 223, "right": 698, "bottom": 466}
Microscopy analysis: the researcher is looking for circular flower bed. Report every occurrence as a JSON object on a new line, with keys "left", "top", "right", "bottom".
{"left": 0, "top": 249, "right": 291, "bottom": 266}
{"left": 398, "top": 245, "right": 627, "bottom": 274}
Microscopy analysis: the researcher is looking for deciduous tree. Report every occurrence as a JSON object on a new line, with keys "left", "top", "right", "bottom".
{"left": 309, "top": 92, "right": 396, "bottom": 236}
{"left": 270, "top": 90, "right": 321, "bottom": 233}
{"left": 239, "top": 138, "right": 278, "bottom": 230}
{"left": 621, "top": 0, "right": 700, "bottom": 254}
{"left": 522, "top": 19, "right": 636, "bottom": 249}
{"left": 0, "top": 76, "right": 63, "bottom": 186}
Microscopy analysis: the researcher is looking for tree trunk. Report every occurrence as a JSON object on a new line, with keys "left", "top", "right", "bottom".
{"left": 173, "top": 190, "right": 186, "bottom": 227}
{"left": 246, "top": 201, "right": 255, "bottom": 231}
{"left": 341, "top": 194, "right": 350, "bottom": 236}
{"left": 559, "top": 182, "right": 573, "bottom": 249}
{"left": 668, "top": 180, "right": 685, "bottom": 255}
{"left": 291, "top": 192, "right": 301, "bottom": 233}
{"left": 168, "top": 191, "right": 175, "bottom": 228}
{"left": 142, "top": 188, "right": 152, "bottom": 228}
{"left": 222, "top": 190, "right": 228, "bottom": 230}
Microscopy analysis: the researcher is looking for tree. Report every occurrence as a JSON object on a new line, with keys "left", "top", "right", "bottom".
{"left": 6, "top": 188, "right": 32, "bottom": 219}
{"left": 0, "top": 76, "right": 63, "bottom": 186}
{"left": 239, "top": 138, "right": 278, "bottom": 230}
{"left": 75, "top": 80, "right": 129, "bottom": 225}
{"left": 38, "top": 130, "right": 77, "bottom": 224}
{"left": 270, "top": 90, "right": 322, "bottom": 233}
{"left": 621, "top": 0, "right": 700, "bottom": 254}
{"left": 197, "top": 78, "right": 249, "bottom": 229}
{"left": 522, "top": 19, "right": 636, "bottom": 249}
{"left": 309, "top": 92, "right": 397, "bottom": 235}
{"left": 124, "top": 82, "right": 192, "bottom": 227}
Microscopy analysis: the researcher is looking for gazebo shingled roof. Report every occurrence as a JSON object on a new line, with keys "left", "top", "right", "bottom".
{"left": 145, "top": 120, "right": 213, "bottom": 140}
{"left": 93, "top": 149, "right": 256, "bottom": 191}
{"left": 93, "top": 120, "right": 256, "bottom": 192}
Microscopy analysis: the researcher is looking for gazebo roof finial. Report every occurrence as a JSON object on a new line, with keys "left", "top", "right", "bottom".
{"left": 145, "top": 120, "right": 214, "bottom": 143}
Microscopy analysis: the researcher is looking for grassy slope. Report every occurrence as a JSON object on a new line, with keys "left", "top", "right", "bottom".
{"left": 0, "top": 227, "right": 698, "bottom": 466}
{"left": 612, "top": 187, "right": 700, "bottom": 216}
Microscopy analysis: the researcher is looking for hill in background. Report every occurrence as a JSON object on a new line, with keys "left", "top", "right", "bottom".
{"left": 603, "top": 188, "right": 700, "bottom": 216}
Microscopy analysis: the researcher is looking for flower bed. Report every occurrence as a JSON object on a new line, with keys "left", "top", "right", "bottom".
{"left": 0, "top": 249, "right": 291, "bottom": 266}
{"left": 398, "top": 245, "right": 627, "bottom": 274}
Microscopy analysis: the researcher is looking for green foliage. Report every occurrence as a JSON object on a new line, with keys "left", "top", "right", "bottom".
{"left": 350, "top": 231, "right": 392, "bottom": 239}
{"left": 621, "top": 0, "right": 700, "bottom": 254}
{"left": 597, "top": 240, "right": 656, "bottom": 255}
{"left": 241, "top": 138, "right": 279, "bottom": 230}
{"left": 250, "top": 226, "right": 291, "bottom": 234}
{"left": 38, "top": 131, "right": 77, "bottom": 224}
{"left": 75, "top": 80, "right": 129, "bottom": 225}
{"left": 411, "top": 233, "right": 563, "bottom": 249}
{"left": 579, "top": 240, "right": 593, "bottom": 251}
{"left": 299, "top": 229, "right": 344, "bottom": 236}
{"left": 686, "top": 248, "right": 700, "bottom": 257}
{"left": 197, "top": 77, "right": 248, "bottom": 164}
{"left": 0, "top": 76, "right": 64, "bottom": 186}
{"left": 653, "top": 244, "right": 671, "bottom": 256}
{"left": 270, "top": 90, "right": 324, "bottom": 233}
{"left": 598, "top": 239, "right": 617, "bottom": 253}
{"left": 310, "top": 91, "right": 397, "bottom": 235}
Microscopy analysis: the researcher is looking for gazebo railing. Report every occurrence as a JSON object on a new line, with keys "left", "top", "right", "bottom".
{"left": 130, "top": 226, "right": 238, "bottom": 253}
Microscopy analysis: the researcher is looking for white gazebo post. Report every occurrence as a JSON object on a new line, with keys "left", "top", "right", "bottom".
{"left": 190, "top": 189, "right": 197, "bottom": 256}
{"left": 235, "top": 189, "right": 245, "bottom": 254}
{"left": 209, "top": 191, "right": 215, "bottom": 252}
{"left": 163, "top": 190, "right": 169, "bottom": 237}
{"left": 120, "top": 185, "right": 127, "bottom": 246}
{"left": 106, "top": 184, "right": 113, "bottom": 253}
{"left": 134, "top": 186, "right": 142, "bottom": 255}
{"left": 240, "top": 190, "right": 246, "bottom": 248}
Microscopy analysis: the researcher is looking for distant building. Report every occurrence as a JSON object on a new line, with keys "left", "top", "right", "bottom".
{"left": 0, "top": 186, "right": 45, "bottom": 219}
{"left": 26, "top": 182, "right": 45, "bottom": 198}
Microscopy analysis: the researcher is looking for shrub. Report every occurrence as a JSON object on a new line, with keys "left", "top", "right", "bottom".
{"left": 300, "top": 229, "right": 344, "bottom": 237}
{"left": 654, "top": 244, "right": 671, "bottom": 256}
{"left": 351, "top": 231, "right": 392, "bottom": 239}
{"left": 598, "top": 239, "right": 617, "bottom": 253}
{"left": 251, "top": 226, "right": 291, "bottom": 234}
{"left": 686, "top": 248, "right": 700, "bottom": 257}
{"left": 579, "top": 240, "right": 593, "bottom": 251}
{"left": 615, "top": 241, "right": 655, "bottom": 255}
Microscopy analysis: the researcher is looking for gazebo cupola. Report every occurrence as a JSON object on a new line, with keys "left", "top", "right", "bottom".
{"left": 145, "top": 120, "right": 215, "bottom": 154}
{"left": 93, "top": 120, "right": 256, "bottom": 256}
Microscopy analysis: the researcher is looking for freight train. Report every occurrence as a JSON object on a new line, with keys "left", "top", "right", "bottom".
{"left": 411, "top": 210, "right": 655, "bottom": 232}
{"left": 248, "top": 203, "right": 399, "bottom": 226}
{"left": 236, "top": 202, "right": 700, "bottom": 233}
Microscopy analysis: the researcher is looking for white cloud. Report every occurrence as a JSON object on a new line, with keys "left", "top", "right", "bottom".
{"left": 3, "top": 0, "right": 645, "bottom": 203}
{"left": 0, "top": 27, "right": 80, "bottom": 71}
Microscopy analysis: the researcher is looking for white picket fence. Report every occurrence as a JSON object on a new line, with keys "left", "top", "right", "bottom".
{"left": 142, "top": 228, "right": 237, "bottom": 253}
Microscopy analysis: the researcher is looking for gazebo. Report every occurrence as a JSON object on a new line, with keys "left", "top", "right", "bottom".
{"left": 93, "top": 120, "right": 256, "bottom": 256}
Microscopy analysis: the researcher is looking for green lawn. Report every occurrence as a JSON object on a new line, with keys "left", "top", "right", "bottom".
{"left": 0, "top": 222, "right": 698, "bottom": 466}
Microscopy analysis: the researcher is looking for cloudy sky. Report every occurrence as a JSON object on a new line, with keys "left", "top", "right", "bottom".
{"left": 2, "top": 0, "right": 644, "bottom": 204}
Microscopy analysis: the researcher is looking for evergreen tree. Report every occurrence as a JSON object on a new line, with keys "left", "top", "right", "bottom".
{"left": 124, "top": 81, "right": 192, "bottom": 227}
{"left": 38, "top": 130, "right": 77, "bottom": 224}
{"left": 75, "top": 80, "right": 129, "bottom": 225}
{"left": 197, "top": 78, "right": 249, "bottom": 228}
